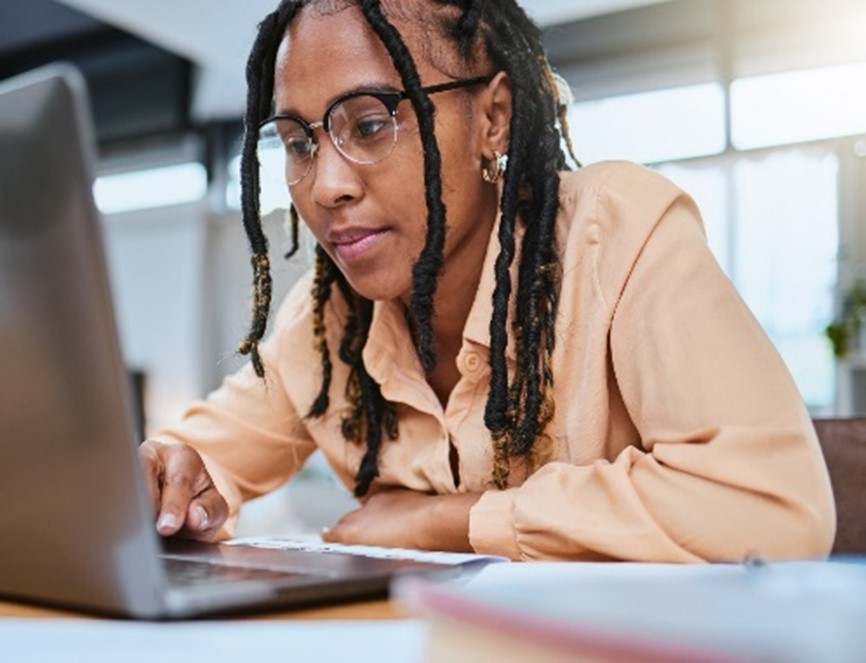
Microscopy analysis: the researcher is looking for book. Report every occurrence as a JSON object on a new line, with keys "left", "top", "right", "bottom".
{"left": 394, "top": 559, "right": 866, "bottom": 663}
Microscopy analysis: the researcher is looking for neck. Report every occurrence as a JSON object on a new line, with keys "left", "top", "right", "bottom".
{"left": 405, "top": 219, "right": 495, "bottom": 354}
{"left": 402, "top": 201, "right": 497, "bottom": 405}
{"left": 432, "top": 245, "right": 487, "bottom": 357}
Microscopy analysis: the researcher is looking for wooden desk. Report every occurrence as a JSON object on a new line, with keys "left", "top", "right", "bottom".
{"left": 0, "top": 597, "right": 402, "bottom": 620}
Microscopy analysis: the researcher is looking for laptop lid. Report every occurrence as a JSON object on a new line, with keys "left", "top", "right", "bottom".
{"left": 0, "top": 65, "right": 170, "bottom": 617}
{"left": 0, "top": 66, "right": 464, "bottom": 620}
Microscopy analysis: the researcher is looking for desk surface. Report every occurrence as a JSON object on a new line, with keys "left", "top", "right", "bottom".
{"left": 0, "top": 597, "right": 401, "bottom": 620}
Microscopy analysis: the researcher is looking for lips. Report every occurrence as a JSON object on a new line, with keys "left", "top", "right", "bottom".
{"left": 328, "top": 226, "right": 390, "bottom": 263}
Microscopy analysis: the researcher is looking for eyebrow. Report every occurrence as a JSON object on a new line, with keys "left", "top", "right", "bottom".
{"left": 274, "top": 81, "right": 404, "bottom": 119}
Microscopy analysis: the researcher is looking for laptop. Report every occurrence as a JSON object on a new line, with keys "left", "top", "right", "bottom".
{"left": 0, "top": 65, "right": 457, "bottom": 619}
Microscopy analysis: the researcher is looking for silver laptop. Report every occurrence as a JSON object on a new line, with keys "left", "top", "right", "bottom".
{"left": 0, "top": 65, "right": 451, "bottom": 619}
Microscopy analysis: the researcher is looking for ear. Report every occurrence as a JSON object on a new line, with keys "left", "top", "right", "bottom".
{"left": 477, "top": 71, "right": 512, "bottom": 159}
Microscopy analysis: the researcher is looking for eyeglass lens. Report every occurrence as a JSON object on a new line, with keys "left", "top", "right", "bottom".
{"left": 259, "top": 94, "right": 399, "bottom": 185}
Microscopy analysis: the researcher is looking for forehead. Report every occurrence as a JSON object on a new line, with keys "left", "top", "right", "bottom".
{"left": 273, "top": 4, "right": 427, "bottom": 113}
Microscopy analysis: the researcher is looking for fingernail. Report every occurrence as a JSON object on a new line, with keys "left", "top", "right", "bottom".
{"left": 157, "top": 513, "right": 177, "bottom": 532}
{"left": 194, "top": 505, "right": 209, "bottom": 530}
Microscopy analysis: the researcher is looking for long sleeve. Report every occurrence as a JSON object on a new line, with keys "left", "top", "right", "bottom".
{"left": 469, "top": 163, "right": 836, "bottom": 562}
{"left": 152, "top": 273, "right": 319, "bottom": 531}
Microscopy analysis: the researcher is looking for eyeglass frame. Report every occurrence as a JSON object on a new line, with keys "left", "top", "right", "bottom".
{"left": 258, "top": 74, "right": 495, "bottom": 185}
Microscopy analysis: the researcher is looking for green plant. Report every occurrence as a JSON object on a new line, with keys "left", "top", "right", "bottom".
{"left": 826, "top": 279, "right": 866, "bottom": 358}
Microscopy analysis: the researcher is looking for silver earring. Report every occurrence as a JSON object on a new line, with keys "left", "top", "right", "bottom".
{"left": 482, "top": 151, "right": 508, "bottom": 184}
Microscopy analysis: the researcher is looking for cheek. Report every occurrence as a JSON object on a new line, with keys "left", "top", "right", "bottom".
{"left": 291, "top": 197, "right": 325, "bottom": 242}
{"left": 435, "top": 112, "right": 482, "bottom": 193}
{"left": 399, "top": 121, "right": 478, "bottom": 207}
{"left": 437, "top": 130, "right": 486, "bottom": 222}
{"left": 379, "top": 139, "right": 427, "bottom": 235}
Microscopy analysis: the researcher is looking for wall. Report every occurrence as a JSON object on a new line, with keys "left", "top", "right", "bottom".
{"left": 101, "top": 201, "right": 207, "bottom": 432}
{"left": 100, "top": 201, "right": 311, "bottom": 433}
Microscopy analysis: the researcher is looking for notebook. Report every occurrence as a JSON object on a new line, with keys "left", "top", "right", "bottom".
{"left": 0, "top": 64, "right": 474, "bottom": 619}
{"left": 396, "top": 560, "right": 866, "bottom": 663}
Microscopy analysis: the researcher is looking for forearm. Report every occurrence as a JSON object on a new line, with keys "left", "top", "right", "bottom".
{"left": 418, "top": 492, "right": 480, "bottom": 552}
{"left": 324, "top": 490, "right": 482, "bottom": 552}
{"left": 470, "top": 428, "right": 835, "bottom": 562}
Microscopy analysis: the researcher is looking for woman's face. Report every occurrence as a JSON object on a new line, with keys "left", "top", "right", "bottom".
{"left": 273, "top": 4, "right": 501, "bottom": 303}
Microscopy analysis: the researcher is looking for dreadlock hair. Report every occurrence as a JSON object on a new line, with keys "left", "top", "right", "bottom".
{"left": 238, "top": 0, "right": 577, "bottom": 495}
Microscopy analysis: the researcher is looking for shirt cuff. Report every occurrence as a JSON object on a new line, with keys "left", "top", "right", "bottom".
{"left": 469, "top": 488, "right": 522, "bottom": 560}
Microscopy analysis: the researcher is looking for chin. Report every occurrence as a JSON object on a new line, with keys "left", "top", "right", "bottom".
{"left": 341, "top": 271, "right": 412, "bottom": 303}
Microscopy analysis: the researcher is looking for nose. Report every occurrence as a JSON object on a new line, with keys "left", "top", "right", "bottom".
{"left": 307, "top": 137, "right": 363, "bottom": 209}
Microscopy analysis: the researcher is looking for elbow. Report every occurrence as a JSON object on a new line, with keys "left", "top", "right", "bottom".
{"left": 679, "top": 481, "right": 837, "bottom": 563}
{"left": 734, "top": 488, "right": 837, "bottom": 562}
{"left": 764, "top": 452, "right": 838, "bottom": 560}
{"left": 775, "top": 490, "right": 837, "bottom": 560}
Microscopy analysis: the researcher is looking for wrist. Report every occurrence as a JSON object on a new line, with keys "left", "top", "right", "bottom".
{"left": 423, "top": 493, "right": 480, "bottom": 552}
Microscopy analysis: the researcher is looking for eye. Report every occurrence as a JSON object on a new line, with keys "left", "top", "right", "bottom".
{"left": 284, "top": 136, "right": 314, "bottom": 160}
{"left": 351, "top": 113, "right": 392, "bottom": 140}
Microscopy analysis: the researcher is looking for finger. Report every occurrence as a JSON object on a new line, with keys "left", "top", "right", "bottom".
{"left": 137, "top": 440, "right": 164, "bottom": 516}
{"left": 325, "top": 524, "right": 363, "bottom": 545}
{"left": 321, "top": 528, "right": 347, "bottom": 544}
{"left": 321, "top": 510, "right": 362, "bottom": 544}
{"left": 178, "top": 488, "right": 230, "bottom": 541}
{"left": 320, "top": 526, "right": 336, "bottom": 543}
{"left": 156, "top": 446, "right": 205, "bottom": 536}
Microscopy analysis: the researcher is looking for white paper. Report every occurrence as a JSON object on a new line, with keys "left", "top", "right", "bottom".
{"left": 0, "top": 619, "right": 425, "bottom": 663}
{"left": 227, "top": 535, "right": 509, "bottom": 566}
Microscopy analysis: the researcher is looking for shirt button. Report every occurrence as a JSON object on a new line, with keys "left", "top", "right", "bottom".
{"left": 464, "top": 352, "right": 482, "bottom": 373}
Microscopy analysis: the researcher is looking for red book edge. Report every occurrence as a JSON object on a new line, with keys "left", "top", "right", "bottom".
{"left": 393, "top": 577, "right": 747, "bottom": 663}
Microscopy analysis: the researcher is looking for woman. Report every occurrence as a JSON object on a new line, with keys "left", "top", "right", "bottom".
{"left": 140, "top": 0, "right": 835, "bottom": 561}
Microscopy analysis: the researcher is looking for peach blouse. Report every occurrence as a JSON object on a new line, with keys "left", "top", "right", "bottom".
{"left": 155, "top": 161, "right": 835, "bottom": 561}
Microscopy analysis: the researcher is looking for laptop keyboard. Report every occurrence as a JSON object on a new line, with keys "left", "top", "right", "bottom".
{"left": 163, "top": 557, "right": 303, "bottom": 587}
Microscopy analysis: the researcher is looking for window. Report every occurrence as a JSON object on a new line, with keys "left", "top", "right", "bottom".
{"left": 733, "top": 150, "right": 839, "bottom": 409}
{"left": 568, "top": 83, "right": 726, "bottom": 164}
{"left": 226, "top": 151, "right": 291, "bottom": 214}
{"left": 94, "top": 162, "right": 207, "bottom": 214}
{"left": 656, "top": 149, "right": 840, "bottom": 413}
{"left": 731, "top": 61, "right": 866, "bottom": 149}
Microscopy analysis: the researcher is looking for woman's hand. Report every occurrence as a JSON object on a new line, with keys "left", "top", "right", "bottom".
{"left": 322, "top": 489, "right": 482, "bottom": 551}
{"left": 138, "top": 439, "right": 229, "bottom": 541}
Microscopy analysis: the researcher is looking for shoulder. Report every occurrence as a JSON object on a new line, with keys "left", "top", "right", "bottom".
{"left": 557, "top": 160, "right": 694, "bottom": 232}
{"left": 555, "top": 161, "right": 706, "bottom": 304}
{"left": 556, "top": 160, "right": 701, "bottom": 255}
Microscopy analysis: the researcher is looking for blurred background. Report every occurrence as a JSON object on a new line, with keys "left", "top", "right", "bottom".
{"left": 2, "top": 0, "right": 865, "bottom": 534}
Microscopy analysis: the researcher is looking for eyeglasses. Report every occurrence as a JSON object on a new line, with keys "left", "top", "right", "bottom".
{"left": 258, "top": 75, "right": 493, "bottom": 185}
